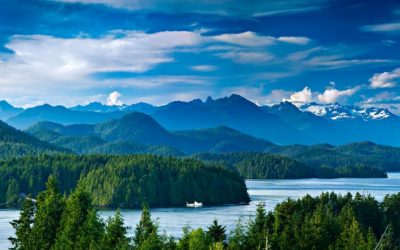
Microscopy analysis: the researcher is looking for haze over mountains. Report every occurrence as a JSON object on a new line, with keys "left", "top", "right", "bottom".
{"left": 2, "top": 94, "right": 400, "bottom": 146}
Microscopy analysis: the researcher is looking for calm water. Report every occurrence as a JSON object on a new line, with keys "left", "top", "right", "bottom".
{"left": 1, "top": 173, "right": 399, "bottom": 249}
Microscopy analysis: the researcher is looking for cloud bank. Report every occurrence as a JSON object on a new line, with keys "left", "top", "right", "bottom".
{"left": 317, "top": 86, "right": 360, "bottom": 104}
{"left": 369, "top": 68, "right": 400, "bottom": 88}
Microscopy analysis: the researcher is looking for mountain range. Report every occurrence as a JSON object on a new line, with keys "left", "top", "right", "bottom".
{"left": 0, "top": 107, "right": 398, "bottom": 174}
{"left": 26, "top": 112, "right": 274, "bottom": 155}
{"left": 25, "top": 113, "right": 400, "bottom": 173}
{"left": 0, "top": 120, "right": 67, "bottom": 158}
{"left": 2, "top": 94, "right": 400, "bottom": 146}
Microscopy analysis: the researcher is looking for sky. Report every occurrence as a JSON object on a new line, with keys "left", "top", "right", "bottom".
{"left": 1, "top": 0, "right": 400, "bottom": 112}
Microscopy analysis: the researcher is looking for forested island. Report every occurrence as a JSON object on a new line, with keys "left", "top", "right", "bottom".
{"left": 193, "top": 152, "right": 388, "bottom": 179}
{"left": 0, "top": 154, "right": 249, "bottom": 208}
{"left": 10, "top": 176, "right": 400, "bottom": 250}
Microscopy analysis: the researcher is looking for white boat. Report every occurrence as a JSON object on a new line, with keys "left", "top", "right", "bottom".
{"left": 186, "top": 201, "right": 203, "bottom": 208}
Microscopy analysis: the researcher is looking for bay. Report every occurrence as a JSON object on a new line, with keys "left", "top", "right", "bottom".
{"left": 1, "top": 172, "right": 399, "bottom": 249}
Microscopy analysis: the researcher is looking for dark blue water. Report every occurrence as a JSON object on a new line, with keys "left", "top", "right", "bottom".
{"left": 1, "top": 173, "right": 399, "bottom": 249}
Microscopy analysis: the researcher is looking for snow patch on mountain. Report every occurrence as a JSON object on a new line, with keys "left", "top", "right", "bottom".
{"left": 299, "top": 103, "right": 395, "bottom": 121}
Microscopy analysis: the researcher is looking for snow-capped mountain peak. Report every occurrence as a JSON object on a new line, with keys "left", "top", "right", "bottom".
{"left": 299, "top": 102, "right": 396, "bottom": 121}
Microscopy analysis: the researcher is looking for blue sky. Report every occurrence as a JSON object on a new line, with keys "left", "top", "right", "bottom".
{"left": 1, "top": 0, "right": 400, "bottom": 112}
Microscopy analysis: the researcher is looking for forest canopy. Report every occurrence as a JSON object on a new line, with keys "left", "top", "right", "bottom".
{"left": 0, "top": 154, "right": 249, "bottom": 208}
{"left": 10, "top": 176, "right": 400, "bottom": 250}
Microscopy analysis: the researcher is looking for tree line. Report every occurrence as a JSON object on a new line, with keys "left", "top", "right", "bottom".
{"left": 10, "top": 176, "right": 400, "bottom": 250}
{"left": 193, "top": 152, "right": 387, "bottom": 179}
{"left": 0, "top": 154, "right": 249, "bottom": 208}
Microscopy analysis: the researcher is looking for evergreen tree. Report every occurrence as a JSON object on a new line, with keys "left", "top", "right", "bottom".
{"left": 336, "top": 217, "right": 366, "bottom": 250}
{"left": 379, "top": 224, "right": 398, "bottom": 250}
{"left": 246, "top": 202, "right": 268, "bottom": 248}
{"left": 227, "top": 219, "right": 246, "bottom": 250}
{"left": 187, "top": 228, "right": 210, "bottom": 250}
{"left": 134, "top": 203, "right": 157, "bottom": 247}
{"left": 76, "top": 209, "right": 105, "bottom": 250}
{"left": 366, "top": 228, "right": 377, "bottom": 250}
{"left": 382, "top": 193, "right": 400, "bottom": 239}
{"left": 8, "top": 197, "right": 35, "bottom": 250}
{"left": 6, "top": 179, "right": 19, "bottom": 206}
{"left": 30, "top": 175, "right": 65, "bottom": 250}
{"left": 210, "top": 242, "right": 224, "bottom": 250}
{"left": 53, "top": 185, "right": 98, "bottom": 250}
{"left": 103, "top": 210, "right": 130, "bottom": 249}
{"left": 177, "top": 226, "right": 191, "bottom": 250}
{"left": 207, "top": 220, "right": 226, "bottom": 243}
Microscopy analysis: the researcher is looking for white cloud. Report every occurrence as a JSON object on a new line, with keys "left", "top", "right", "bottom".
{"left": 107, "top": 91, "right": 123, "bottom": 106}
{"left": 0, "top": 31, "right": 203, "bottom": 86}
{"left": 317, "top": 86, "right": 360, "bottom": 104}
{"left": 218, "top": 51, "right": 273, "bottom": 64}
{"left": 362, "top": 22, "right": 400, "bottom": 33}
{"left": 213, "top": 31, "right": 275, "bottom": 47}
{"left": 358, "top": 92, "right": 400, "bottom": 115}
{"left": 190, "top": 65, "right": 217, "bottom": 72}
{"left": 277, "top": 36, "right": 310, "bottom": 45}
{"left": 304, "top": 56, "right": 393, "bottom": 69}
{"left": 369, "top": 68, "right": 400, "bottom": 88}
{"left": 285, "top": 87, "right": 313, "bottom": 105}
{"left": 55, "top": 0, "right": 327, "bottom": 16}
{"left": 252, "top": 6, "right": 321, "bottom": 17}
{"left": 213, "top": 31, "right": 311, "bottom": 47}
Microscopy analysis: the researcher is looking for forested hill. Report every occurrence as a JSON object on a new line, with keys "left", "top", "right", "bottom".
{"left": 0, "top": 154, "right": 250, "bottom": 208}
{"left": 268, "top": 142, "right": 400, "bottom": 172}
{"left": 26, "top": 114, "right": 400, "bottom": 172}
{"left": 24, "top": 114, "right": 400, "bottom": 178}
{"left": 26, "top": 113, "right": 275, "bottom": 155}
{"left": 0, "top": 120, "right": 67, "bottom": 157}
{"left": 193, "top": 152, "right": 387, "bottom": 179}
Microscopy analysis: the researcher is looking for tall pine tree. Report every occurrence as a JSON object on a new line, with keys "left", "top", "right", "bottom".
{"left": 30, "top": 175, "right": 65, "bottom": 250}
{"left": 9, "top": 197, "right": 35, "bottom": 250}
{"left": 53, "top": 185, "right": 99, "bottom": 250}
{"left": 103, "top": 210, "right": 130, "bottom": 249}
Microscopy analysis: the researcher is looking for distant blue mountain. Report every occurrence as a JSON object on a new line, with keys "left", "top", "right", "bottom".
{"left": 71, "top": 102, "right": 156, "bottom": 114}
{"left": 266, "top": 102, "right": 400, "bottom": 146}
{"left": 4, "top": 94, "right": 400, "bottom": 146}
{"left": 27, "top": 112, "right": 275, "bottom": 154}
{"left": 0, "top": 100, "right": 23, "bottom": 120}
{"left": 6, "top": 104, "right": 124, "bottom": 129}
{"left": 151, "top": 94, "right": 300, "bottom": 144}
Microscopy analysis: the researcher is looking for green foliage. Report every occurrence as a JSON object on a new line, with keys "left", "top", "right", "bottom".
{"left": 227, "top": 219, "right": 246, "bottom": 250}
{"left": 336, "top": 217, "right": 366, "bottom": 250}
{"left": 75, "top": 209, "right": 105, "bottom": 250}
{"left": 30, "top": 176, "right": 65, "bottom": 250}
{"left": 26, "top": 115, "right": 274, "bottom": 155}
{"left": 186, "top": 228, "right": 210, "bottom": 250}
{"left": 79, "top": 156, "right": 250, "bottom": 207}
{"left": 0, "top": 120, "right": 67, "bottom": 158}
{"left": 102, "top": 210, "right": 130, "bottom": 250}
{"left": 270, "top": 142, "right": 400, "bottom": 172}
{"left": 134, "top": 203, "right": 157, "bottom": 247}
{"left": 245, "top": 202, "right": 269, "bottom": 249}
{"left": 194, "top": 152, "right": 387, "bottom": 179}
{"left": 53, "top": 186, "right": 97, "bottom": 250}
{"left": 382, "top": 193, "right": 400, "bottom": 239}
{"left": 9, "top": 182, "right": 400, "bottom": 250}
{"left": 9, "top": 197, "right": 35, "bottom": 250}
{"left": 207, "top": 220, "right": 226, "bottom": 243}
{"left": 0, "top": 154, "right": 249, "bottom": 207}
{"left": 379, "top": 224, "right": 399, "bottom": 250}
{"left": 6, "top": 178, "right": 19, "bottom": 206}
